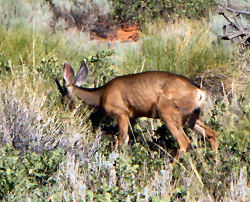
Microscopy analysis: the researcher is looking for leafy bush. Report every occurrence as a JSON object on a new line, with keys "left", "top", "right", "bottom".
{"left": 0, "top": 51, "right": 10, "bottom": 74}
{"left": 84, "top": 49, "right": 118, "bottom": 87}
{"left": 45, "top": 0, "right": 215, "bottom": 31}
{"left": 112, "top": 0, "right": 215, "bottom": 24}
{"left": 0, "top": 144, "right": 63, "bottom": 200}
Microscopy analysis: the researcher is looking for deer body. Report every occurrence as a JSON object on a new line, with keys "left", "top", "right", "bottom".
{"left": 56, "top": 60, "right": 218, "bottom": 161}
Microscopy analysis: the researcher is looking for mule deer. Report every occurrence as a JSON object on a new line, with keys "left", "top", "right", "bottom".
{"left": 54, "top": 60, "right": 218, "bottom": 161}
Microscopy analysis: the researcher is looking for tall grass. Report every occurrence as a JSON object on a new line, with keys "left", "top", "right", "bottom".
{"left": 113, "top": 20, "right": 235, "bottom": 78}
{"left": 0, "top": 0, "right": 110, "bottom": 69}
{"left": 0, "top": 25, "right": 110, "bottom": 71}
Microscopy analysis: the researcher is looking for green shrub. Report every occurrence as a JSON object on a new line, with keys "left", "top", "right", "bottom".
{"left": 44, "top": 0, "right": 112, "bottom": 32}
{"left": 84, "top": 49, "right": 118, "bottom": 87}
{"left": 112, "top": 0, "right": 215, "bottom": 24}
{"left": 0, "top": 144, "right": 63, "bottom": 200}
{"left": 45, "top": 0, "right": 215, "bottom": 31}
{"left": 0, "top": 51, "right": 10, "bottom": 74}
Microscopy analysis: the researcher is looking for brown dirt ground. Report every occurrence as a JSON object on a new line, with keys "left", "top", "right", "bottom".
{"left": 90, "top": 25, "right": 141, "bottom": 42}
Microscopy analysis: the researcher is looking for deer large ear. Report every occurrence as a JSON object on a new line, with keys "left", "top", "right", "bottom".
{"left": 63, "top": 62, "right": 75, "bottom": 86}
{"left": 74, "top": 59, "right": 88, "bottom": 87}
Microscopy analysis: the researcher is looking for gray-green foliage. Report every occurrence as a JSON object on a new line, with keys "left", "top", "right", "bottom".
{"left": 45, "top": 0, "right": 112, "bottom": 31}
{"left": 0, "top": 0, "right": 51, "bottom": 29}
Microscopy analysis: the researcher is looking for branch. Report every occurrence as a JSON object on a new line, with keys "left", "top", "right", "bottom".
{"left": 216, "top": 3, "right": 250, "bottom": 15}
{"left": 218, "top": 12, "right": 241, "bottom": 30}
{"left": 220, "top": 30, "right": 250, "bottom": 40}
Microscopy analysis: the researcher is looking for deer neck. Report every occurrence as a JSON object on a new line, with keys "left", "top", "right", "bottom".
{"left": 69, "top": 86, "right": 103, "bottom": 107}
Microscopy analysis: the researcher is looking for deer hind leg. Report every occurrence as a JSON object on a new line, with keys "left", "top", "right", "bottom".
{"left": 161, "top": 112, "right": 191, "bottom": 161}
{"left": 193, "top": 119, "right": 218, "bottom": 153}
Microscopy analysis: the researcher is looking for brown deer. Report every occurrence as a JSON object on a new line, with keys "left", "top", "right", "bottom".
{"left": 54, "top": 60, "right": 218, "bottom": 161}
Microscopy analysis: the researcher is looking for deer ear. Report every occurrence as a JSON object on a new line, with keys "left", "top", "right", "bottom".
{"left": 63, "top": 62, "right": 75, "bottom": 86}
{"left": 74, "top": 59, "right": 88, "bottom": 87}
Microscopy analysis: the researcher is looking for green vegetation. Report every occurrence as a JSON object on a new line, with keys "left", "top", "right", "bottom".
{"left": 0, "top": 145, "right": 63, "bottom": 200}
{"left": 0, "top": 0, "right": 249, "bottom": 201}
{"left": 113, "top": 20, "right": 235, "bottom": 77}
{"left": 112, "top": 0, "right": 215, "bottom": 24}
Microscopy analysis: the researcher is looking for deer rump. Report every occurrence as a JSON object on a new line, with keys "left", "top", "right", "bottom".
{"left": 55, "top": 60, "right": 218, "bottom": 162}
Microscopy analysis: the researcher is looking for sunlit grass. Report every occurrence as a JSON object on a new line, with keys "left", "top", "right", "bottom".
{"left": 0, "top": 26, "right": 110, "bottom": 71}
{"left": 113, "top": 20, "right": 235, "bottom": 78}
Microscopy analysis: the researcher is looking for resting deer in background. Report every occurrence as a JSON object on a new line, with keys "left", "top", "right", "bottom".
{"left": 54, "top": 60, "right": 218, "bottom": 161}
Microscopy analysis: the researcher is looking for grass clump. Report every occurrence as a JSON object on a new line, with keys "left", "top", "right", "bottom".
{"left": 114, "top": 20, "right": 235, "bottom": 79}
{"left": 0, "top": 26, "right": 97, "bottom": 67}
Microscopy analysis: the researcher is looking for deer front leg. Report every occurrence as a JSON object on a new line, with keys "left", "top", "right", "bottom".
{"left": 161, "top": 113, "right": 191, "bottom": 162}
{"left": 117, "top": 114, "right": 130, "bottom": 146}
{"left": 193, "top": 119, "right": 218, "bottom": 153}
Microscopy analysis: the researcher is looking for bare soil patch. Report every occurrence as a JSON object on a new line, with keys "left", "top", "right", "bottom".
{"left": 90, "top": 24, "right": 141, "bottom": 42}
